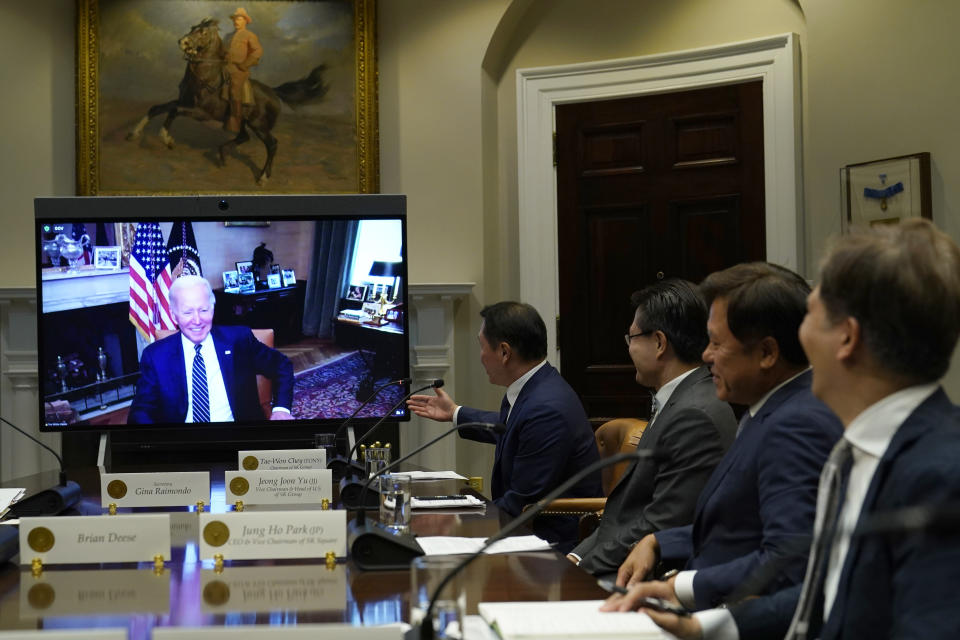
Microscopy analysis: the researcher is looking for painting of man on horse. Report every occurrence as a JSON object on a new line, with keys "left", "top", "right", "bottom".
{"left": 94, "top": 0, "right": 363, "bottom": 193}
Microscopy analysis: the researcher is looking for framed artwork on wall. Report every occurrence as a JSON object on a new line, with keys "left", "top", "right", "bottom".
{"left": 840, "top": 152, "right": 931, "bottom": 233}
{"left": 76, "top": 0, "right": 379, "bottom": 195}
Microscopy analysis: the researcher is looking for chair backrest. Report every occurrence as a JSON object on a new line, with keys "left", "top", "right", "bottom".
{"left": 154, "top": 328, "right": 275, "bottom": 419}
{"left": 595, "top": 417, "right": 649, "bottom": 495}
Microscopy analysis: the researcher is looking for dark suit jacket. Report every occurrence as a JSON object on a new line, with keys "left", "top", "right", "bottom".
{"left": 572, "top": 366, "right": 738, "bottom": 575}
{"left": 733, "top": 388, "right": 960, "bottom": 640}
{"left": 128, "top": 325, "right": 294, "bottom": 424}
{"left": 654, "top": 370, "right": 843, "bottom": 609}
{"left": 458, "top": 363, "right": 602, "bottom": 550}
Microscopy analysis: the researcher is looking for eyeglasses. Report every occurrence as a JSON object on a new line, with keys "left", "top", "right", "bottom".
{"left": 624, "top": 330, "right": 653, "bottom": 346}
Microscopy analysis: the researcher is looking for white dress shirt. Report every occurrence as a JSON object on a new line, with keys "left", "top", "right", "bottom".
{"left": 647, "top": 367, "right": 698, "bottom": 428}
{"left": 696, "top": 382, "right": 939, "bottom": 640}
{"left": 454, "top": 359, "right": 548, "bottom": 425}
{"left": 182, "top": 333, "right": 234, "bottom": 423}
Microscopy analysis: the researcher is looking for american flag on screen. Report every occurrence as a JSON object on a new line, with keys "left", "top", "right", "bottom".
{"left": 128, "top": 222, "right": 175, "bottom": 341}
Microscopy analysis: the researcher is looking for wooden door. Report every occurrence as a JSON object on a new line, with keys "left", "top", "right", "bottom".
{"left": 555, "top": 81, "right": 765, "bottom": 423}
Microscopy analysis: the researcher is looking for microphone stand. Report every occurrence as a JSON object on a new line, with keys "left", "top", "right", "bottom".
{"left": 0, "top": 416, "right": 82, "bottom": 517}
{"left": 347, "top": 421, "right": 504, "bottom": 571}
{"left": 338, "top": 379, "right": 443, "bottom": 499}
{"left": 327, "top": 378, "right": 410, "bottom": 480}
{"left": 416, "top": 449, "right": 655, "bottom": 639}
{"left": 344, "top": 379, "right": 444, "bottom": 464}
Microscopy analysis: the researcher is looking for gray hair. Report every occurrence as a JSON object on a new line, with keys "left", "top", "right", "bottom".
{"left": 170, "top": 274, "right": 216, "bottom": 310}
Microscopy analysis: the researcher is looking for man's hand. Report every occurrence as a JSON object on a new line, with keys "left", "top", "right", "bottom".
{"left": 643, "top": 609, "right": 703, "bottom": 640}
{"left": 616, "top": 533, "right": 660, "bottom": 587}
{"left": 600, "top": 577, "right": 680, "bottom": 612}
{"left": 407, "top": 388, "right": 456, "bottom": 422}
{"left": 270, "top": 410, "right": 294, "bottom": 421}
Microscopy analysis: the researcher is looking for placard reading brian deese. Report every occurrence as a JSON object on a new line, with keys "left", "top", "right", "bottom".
{"left": 20, "top": 514, "right": 171, "bottom": 565}
{"left": 199, "top": 511, "right": 347, "bottom": 560}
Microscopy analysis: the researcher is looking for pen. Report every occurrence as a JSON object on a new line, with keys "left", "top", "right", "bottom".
{"left": 596, "top": 578, "right": 629, "bottom": 595}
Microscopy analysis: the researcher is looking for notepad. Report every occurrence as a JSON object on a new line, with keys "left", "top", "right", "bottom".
{"left": 477, "top": 600, "right": 664, "bottom": 639}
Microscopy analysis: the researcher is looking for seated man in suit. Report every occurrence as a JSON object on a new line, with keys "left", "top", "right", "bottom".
{"left": 568, "top": 279, "right": 738, "bottom": 575}
{"left": 407, "top": 301, "right": 601, "bottom": 552}
{"left": 606, "top": 263, "right": 843, "bottom": 610}
{"left": 624, "top": 219, "right": 960, "bottom": 640}
{"left": 128, "top": 275, "right": 294, "bottom": 424}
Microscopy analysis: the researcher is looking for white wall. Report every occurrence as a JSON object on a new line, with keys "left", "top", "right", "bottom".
{"left": 4, "top": 0, "right": 960, "bottom": 482}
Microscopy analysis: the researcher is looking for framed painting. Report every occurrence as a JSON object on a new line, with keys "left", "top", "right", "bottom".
{"left": 76, "top": 0, "right": 379, "bottom": 195}
{"left": 840, "top": 152, "right": 931, "bottom": 233}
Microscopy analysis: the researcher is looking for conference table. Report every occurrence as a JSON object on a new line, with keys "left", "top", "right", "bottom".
{"left": 0, "top": 464, "right": 607, "bottom": 637}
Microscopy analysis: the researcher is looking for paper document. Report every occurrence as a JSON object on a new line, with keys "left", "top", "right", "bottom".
{"left": 417, "top": 535, "right": 552, "bottom": 556}
{"left": 403, "top": 470, "right": 467, "bottom": 481}
{"left": 478, "top": 600, "right": 665, "bottom": 639}
{"left": 412, "top": 494, "right": 484, "bottom": 509}
{"left": 0, "top": 488, "right": 25, "bottom": 518}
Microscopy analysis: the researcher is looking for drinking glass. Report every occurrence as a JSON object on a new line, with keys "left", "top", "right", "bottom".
{"left": 410, "top": 555, "right": 466, "bottom": 639}
{"left": 313, "top": 433, "right": 337, "bottom": 466}
{"left": 379, "top": 473, "right": 412, "bottom": 533}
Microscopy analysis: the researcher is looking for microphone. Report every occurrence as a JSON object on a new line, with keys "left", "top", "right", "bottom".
{"left": 852, "top": 502, "right": 960, "bottom": 537}
{"left": 722, "top": 502, "right": 960, "bottom": 607}
{"left": 0, "top": 416, "right": 82, "bottom": 517}
{"left": 326, "top": 377, "right": 411, "bottom": 479}
{"left": 347, "top": 421, "right": 505, "bottom": 571}
{"left": 344, "top": 379, "right": 444, "bottom": 465}
{"left": 415, "top": 449, "right": 657, "bottom": 639}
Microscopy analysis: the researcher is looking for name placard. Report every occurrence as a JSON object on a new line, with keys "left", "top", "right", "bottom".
{"left": 154, "top": 625, "right": 401, "bottom": 639}
{"left": 200, "top": 564, "right": 346, "bottom": 613}
{"left": 20, "top": 514, "right": 171, "bottom": 565}
{"left": 170, "top": 511, "right": 200, "bottom": 546}
{"left": 224, "top": 470, "right": 332, "bottom": 505}
{"left": 238, "top": 449, "right": 327, "bottom": 471}
{"left": 198, "top": 511, "right": 346, "bottom": 560}
{"left": 20, "top": 568, "right": 170, "bottom": 617}
{"left": 101, "top": 471, "right": 210, "bottom": 508}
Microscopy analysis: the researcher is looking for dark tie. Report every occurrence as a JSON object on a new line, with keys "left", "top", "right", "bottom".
{"left": 649, "top": 396, "right": 661, "bottom": 425}
{"left": 192, "top": 343, "right": 210, "bottom": 422}
{"left": 785, "top": 438, "right": 853, "bottom": 640}
{"left": 735, "top": 410, "right": 751, "bottom": 439}
{"left": 499, "top": 395, "right": 511, "bottom": 425}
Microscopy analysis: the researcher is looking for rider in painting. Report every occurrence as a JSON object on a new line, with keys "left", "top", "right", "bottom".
{"left": 224, "top": 7, "right": 263, "bottom": 133}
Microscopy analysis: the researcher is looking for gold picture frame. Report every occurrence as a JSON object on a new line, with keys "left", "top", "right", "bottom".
{"left": 76, "top": 0, "right": 379, "bottom": 195}
{"left": 840, "top": 152, "right": 931, "bottom": 233}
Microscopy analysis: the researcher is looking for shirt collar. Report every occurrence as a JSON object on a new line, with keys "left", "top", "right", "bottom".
{"left": 506, "top": 359, "right": 548, "bottom": 409}
{"left": 654, "top": 366, "right": 699, "bottom": 413}
{"left": 181, "top": 331, "right": 214, "bottom": 354}
{"left": 843, "top": 383, "right": 939, "bottom": 459}
{"left": 748, "top": 367, "right": 810, "bottom": 417}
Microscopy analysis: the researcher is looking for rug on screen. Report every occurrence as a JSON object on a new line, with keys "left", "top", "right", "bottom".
{"left": 291, "top": 351, "right": 403, "bottom": 419}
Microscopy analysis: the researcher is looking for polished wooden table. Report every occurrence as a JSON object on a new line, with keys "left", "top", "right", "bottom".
{"left": 0, "top": 465, "right": 605, "bottom": 637}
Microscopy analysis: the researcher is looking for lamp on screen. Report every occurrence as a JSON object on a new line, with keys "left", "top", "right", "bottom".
{"left": 368, "top": 260, "right": 401, "bottom": 302}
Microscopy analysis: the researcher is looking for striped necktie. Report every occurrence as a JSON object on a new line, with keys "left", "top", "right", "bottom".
{"left": 785, "top": 438, "right": 854, "bottom": 640}
{"left": 192, "top": 343, "right": 210, "bottom": 422}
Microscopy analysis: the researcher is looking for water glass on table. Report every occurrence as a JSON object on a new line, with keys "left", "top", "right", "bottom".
{"left": 313, "top": 433, "right": 337, "bottom": 465}
{"left": 379, "top": 472, "right": 412, "bottom": 533}
{"left": 410, "top": 555, "right": 466, "bottom": 639}
{"left": 364, "top": 446, "right": 390, "bottom": 478}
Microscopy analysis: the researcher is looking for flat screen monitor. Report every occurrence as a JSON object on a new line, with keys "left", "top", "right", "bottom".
{"left": 34, "top": 195, "right": 409, "bottom": 434}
